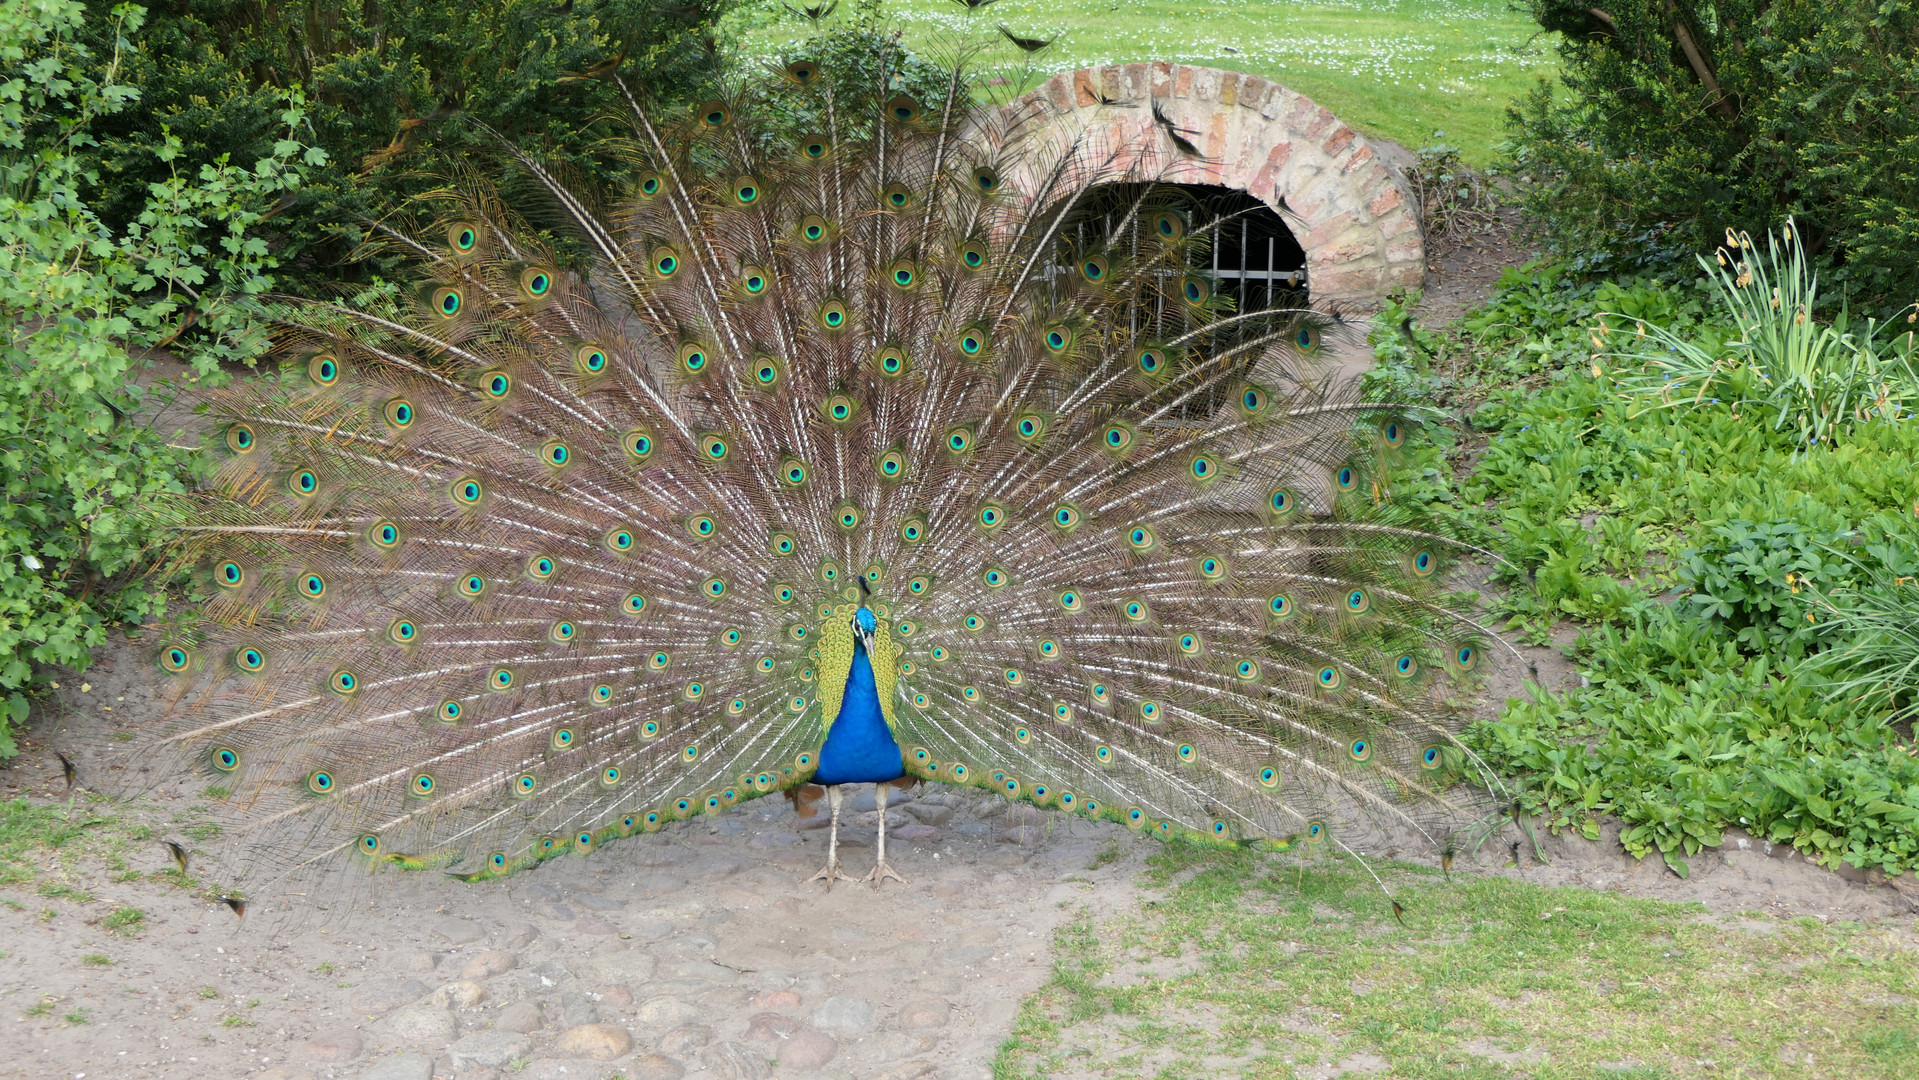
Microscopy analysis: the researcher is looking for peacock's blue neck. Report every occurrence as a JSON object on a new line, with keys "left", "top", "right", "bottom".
{"left": 813, "top": 639, "right": 904, "bottom": 786}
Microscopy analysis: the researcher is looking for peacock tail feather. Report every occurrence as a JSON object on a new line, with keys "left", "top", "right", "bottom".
{"left": 131, "top": 41, "right": 1502, "bottom": 894}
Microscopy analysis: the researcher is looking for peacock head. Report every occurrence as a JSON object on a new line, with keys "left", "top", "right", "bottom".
{"left": 852, "top": 586, "right": 878, "bottom": 656}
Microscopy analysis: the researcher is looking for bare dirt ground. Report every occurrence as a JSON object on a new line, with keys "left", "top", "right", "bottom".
{"left": 5, "top": 212, "right": 1914, "bottom": 1080}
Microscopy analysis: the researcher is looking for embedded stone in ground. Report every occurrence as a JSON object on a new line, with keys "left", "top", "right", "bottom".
{"left": 554, "top": 1021, "right": 634, "bottom": 1060}
{"left": 496, "top": 1000, "right": 544, "bottom": 1033}
{"left": 356, "top": 1053, "right": 435, "bottom": 1080}
{"left": 433, "top": 917, "right": 484, "bottom": 944}
{"left": 299, "top": 1025, "right": 364, "bottom": 1063}
{"left": 447, "top": 1030, "right": 534, "bottom": 1069}
{"left": 460, "top": 949, "right": 519, "bottom": 979}
{"left": 811, "top": 994, "right": 876, "bottom": 1033}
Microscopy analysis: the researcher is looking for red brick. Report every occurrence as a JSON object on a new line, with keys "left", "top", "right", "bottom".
{"left": 1250, "top": 141, "right": 1294, "bottom": 197}
{"left": 1150, "top": 61, "right": 1174, "bottom": 98}
{"left": 1072, "top": 69, "right": 1099, "bottom": 108}
{"left": 1385, "top": 238, "right": 1424, "bottom": 263}
{"left": 1322, "top": 126, "right": 1356, "bottom": 157}
{"left": 1379, "top": 210, "right": 1420, "bottom": 239}
{"left": 1044, "top": 77, "right": 1074, "bottom": 113}
{"left": 1367, "top": 185, "right": 1405, "bottom": 217}
{"left": 1302, "top": 211, "right": 1359, "bottom": 250}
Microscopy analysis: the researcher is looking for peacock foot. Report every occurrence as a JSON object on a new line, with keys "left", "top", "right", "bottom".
{"left": 861, "top": 860, "right": 907, "bottom": 887}
{"left": 807, "top": 859, "right": 857, "bottom": 889}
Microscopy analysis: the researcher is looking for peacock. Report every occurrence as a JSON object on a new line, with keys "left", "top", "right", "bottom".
{"left": 126, "top": 40, "right": 1507, "bottom": 907}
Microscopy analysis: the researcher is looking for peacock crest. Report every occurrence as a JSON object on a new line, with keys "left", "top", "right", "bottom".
{"left": 134, "top": 39, "right": 1503, "bottom": 901}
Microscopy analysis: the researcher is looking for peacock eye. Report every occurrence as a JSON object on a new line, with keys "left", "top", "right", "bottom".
{"left": 519, "top": 266, "right": 553, "bottom": 298}
{"left": 574, "top": 344, "right": 608, "bottom": 374}
{"left": 307, "top": 353, "right": 341, "bottom": 385}
{"left": 885, "top": 94, "right": 920, "bottom": 122}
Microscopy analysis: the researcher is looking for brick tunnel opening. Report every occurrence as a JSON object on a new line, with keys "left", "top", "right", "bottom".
{"left": 1058, "top": 181, "right": 1316, "bottom": 417}
{"left": 1062, "top": 181, "right": 1310, "bottom": 315}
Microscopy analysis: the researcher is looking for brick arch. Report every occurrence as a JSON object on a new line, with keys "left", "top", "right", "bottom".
{"left": 1001, "top": 64, "right": 1424, "bottom": 308}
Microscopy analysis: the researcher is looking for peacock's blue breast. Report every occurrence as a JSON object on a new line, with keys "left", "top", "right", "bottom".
{"left": 814, "top": 640, "right": 904, "bottom": 785}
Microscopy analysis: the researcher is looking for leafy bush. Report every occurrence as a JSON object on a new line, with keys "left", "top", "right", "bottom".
{"left": 1369, "top": 255, "right": 1919, "bottom": 875}
{"left": 1600, "top": 220, "right": 1918, "bottom": 447}
{"left": 1, "top": 0, "right": 315, "bottom": 755}
{"left": 72, "top": 0, "right": 731, "bottom": 286}
{"left": 1674, "top": 519, "right": 1840, "bottom": 656}
{"left": 1511, "top": 0, "right": 1919, "bottom": 309}
{"left": 1471, "top": 602, "right": 1919, "bottom": 876}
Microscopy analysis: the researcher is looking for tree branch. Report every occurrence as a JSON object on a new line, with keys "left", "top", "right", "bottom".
{"left": 1667, "top": 4, "right": 1737, "bottom": 120}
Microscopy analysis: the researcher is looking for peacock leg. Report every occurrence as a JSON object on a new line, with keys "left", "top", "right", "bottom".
{"left": 806, "top": 785, "right": 856, "bottom": 889}
{"left": 862, "top": 781, "right": 907, "bottom": 887}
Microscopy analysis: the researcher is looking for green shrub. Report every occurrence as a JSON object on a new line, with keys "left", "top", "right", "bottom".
{"left": 1471, "top": 603, "right": 1919, "bottom": 876}
{"left": 1370, "top": 258, "right": 1919, "bottom": 876}
{"left": 1510, "top": 0, "right": 1919, "bottom": 310}
{"left": 73, "top": 0, "right": 731, "bottom": 286}
{"left": 1, "top": 0, "right": 315, "bottom": 755}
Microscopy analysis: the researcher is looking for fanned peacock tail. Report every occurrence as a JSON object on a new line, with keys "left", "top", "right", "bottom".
{"left": 131, "top": 41, "right": 1505, "bottom": 897}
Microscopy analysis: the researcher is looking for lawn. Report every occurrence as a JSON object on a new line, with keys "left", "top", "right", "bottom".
{"left": 999, "top": 845, "right": 1919, "bottom": 1079}
{"left": 738, "top": 0, "right": 1558, "bottom": 164}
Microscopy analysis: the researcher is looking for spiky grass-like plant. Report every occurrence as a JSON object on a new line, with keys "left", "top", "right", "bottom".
{"left": 1595, "top": 219, "right": 1919, "bottom": 447}
{"left": 1801, "top": 549, "right": 1919, "bottom": 727}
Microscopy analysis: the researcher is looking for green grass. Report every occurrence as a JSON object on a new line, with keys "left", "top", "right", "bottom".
{"left": 0, "top": 794, "right": 220, "bottom": 895}
{"left": 739, "top": 0, "right": 1556, "bottom": 164}
{"left": 999, "top": 845, "right": 1919, "bottom": 1079}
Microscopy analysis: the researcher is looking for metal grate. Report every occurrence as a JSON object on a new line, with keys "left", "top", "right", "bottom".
{"left": 1197, "top": 185, "right": 1310, "bottom": 312}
